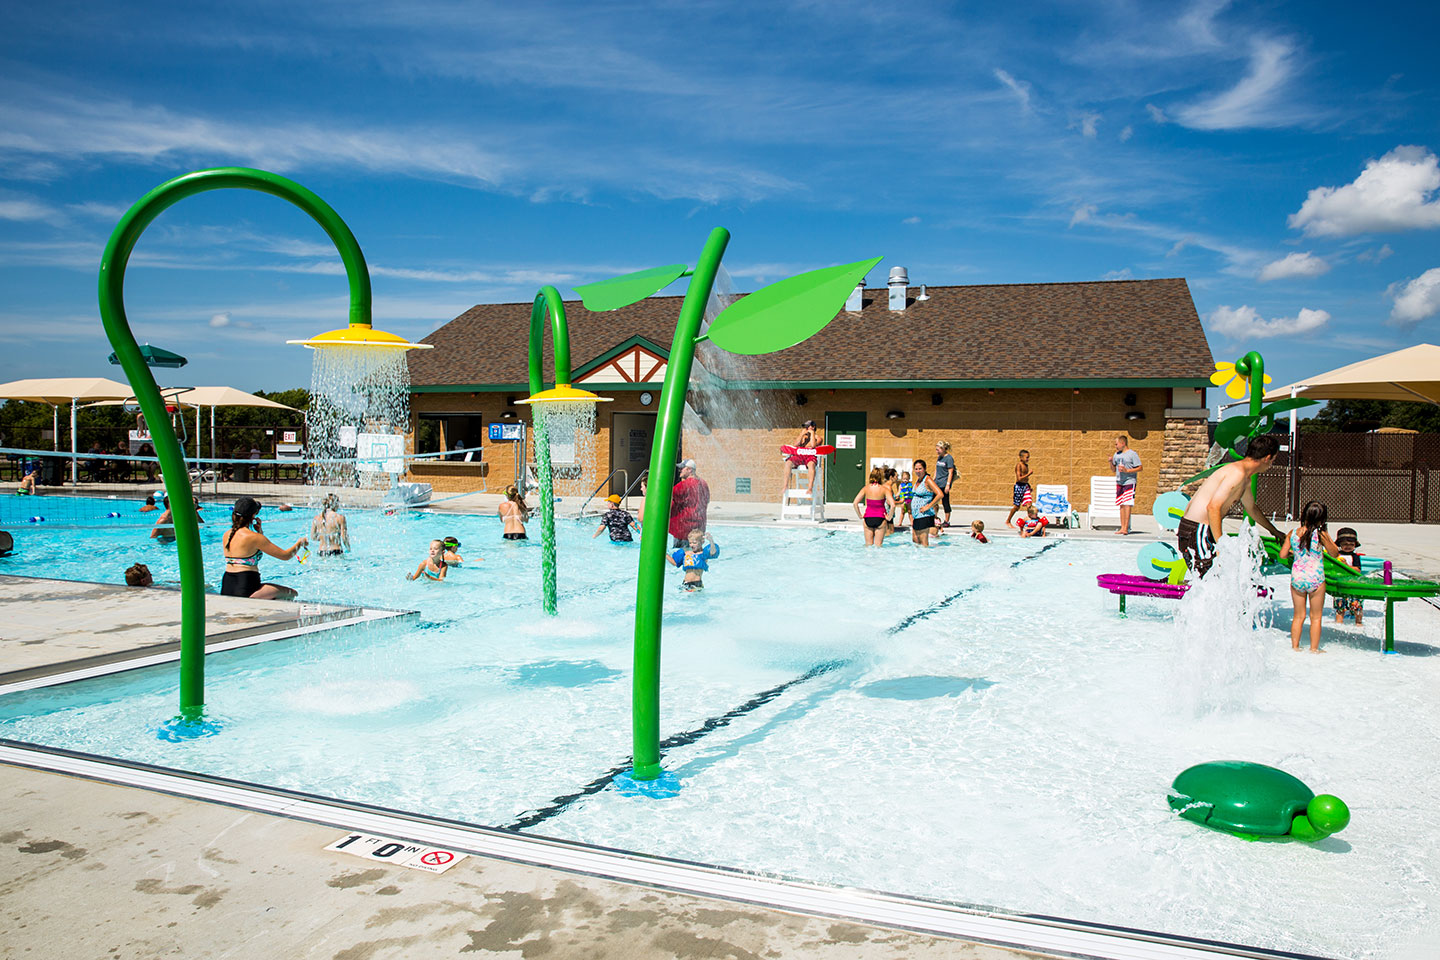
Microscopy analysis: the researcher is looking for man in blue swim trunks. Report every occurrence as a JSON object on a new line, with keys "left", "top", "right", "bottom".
{"left": 668, "top": 527, "right": 719, "bottom": 591}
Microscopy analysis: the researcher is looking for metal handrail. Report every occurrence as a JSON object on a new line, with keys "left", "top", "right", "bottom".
{"left": 577, "top": 467, "right": 648, "bottom": 517}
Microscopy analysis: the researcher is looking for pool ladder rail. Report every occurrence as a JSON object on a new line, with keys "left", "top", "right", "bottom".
{"left": 779, "top": 462, "right": 824, "bottom": 524}
{"left": 577, "top": 467, "right": 647, "bottom": 518}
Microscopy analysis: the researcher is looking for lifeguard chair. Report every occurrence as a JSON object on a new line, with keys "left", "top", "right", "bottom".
{"left": 779, "top": 455, "right": 825, "bottom": 523}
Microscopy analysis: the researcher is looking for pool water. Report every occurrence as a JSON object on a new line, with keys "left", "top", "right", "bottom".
{"left": 2, "top": 496, "right": 1439, "bottom": 959}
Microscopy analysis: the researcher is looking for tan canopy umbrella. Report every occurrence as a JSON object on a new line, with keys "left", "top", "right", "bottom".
{"left": 0, "top": 376, "right": 138, "bottom": 481}
{"left": 1265, "top": 343, "right": 1440, "bottom": 405}
{"left": 98, "top": 386, "right": 299, "bottom": 458}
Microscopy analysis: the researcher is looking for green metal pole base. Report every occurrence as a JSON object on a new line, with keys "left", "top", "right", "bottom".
{"left": 630, "top": 760, "right": 663, "bottom": 781}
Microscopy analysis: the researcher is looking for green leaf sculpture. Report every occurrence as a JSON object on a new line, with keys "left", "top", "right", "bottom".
{"left": 574, "top": 264, "right": 690, "bottom": 312}
{"left": 698, "top": 257, "right": 883, "bottom": 355}
{"left": 1213, "top": 414, "right": 1259, "bottom": 451}
{"left": 1258, "top": 397, "right": 1318, "bottom": 418}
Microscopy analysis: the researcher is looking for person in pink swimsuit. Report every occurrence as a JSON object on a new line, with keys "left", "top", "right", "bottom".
{"left": 1279, "top": 500, "right": 1339, "bottom": 652}
{"left": 852, "top": 467, "right": 896, "bottom": 547}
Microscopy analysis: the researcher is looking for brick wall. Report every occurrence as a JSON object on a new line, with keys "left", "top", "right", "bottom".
{"left": 411, "top": 386, "right": 1195, "bottom": 511}
{"left": 1158, "top": 413, "right": 1211, "bottom": 496}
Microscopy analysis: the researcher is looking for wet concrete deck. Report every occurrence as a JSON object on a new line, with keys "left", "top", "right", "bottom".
{"left": 0, "top": 574, "right": 367, "bottom": 684}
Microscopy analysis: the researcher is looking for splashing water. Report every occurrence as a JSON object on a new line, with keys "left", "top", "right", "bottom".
{"left": 531, "top": 400, "right": 598, "bottom": 499}
{"left": 306, "top": 346, "right": 412, "bottom": 495}
{"left": 1169, "top": 522, "right": 1276, "bottom": 715}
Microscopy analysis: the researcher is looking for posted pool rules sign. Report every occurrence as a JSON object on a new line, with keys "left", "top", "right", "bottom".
{"left": 324, "top": 832, "right": 468, "bottom": 874}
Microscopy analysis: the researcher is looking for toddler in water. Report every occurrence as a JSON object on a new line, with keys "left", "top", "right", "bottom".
{"left": 1017, "top": 505, "right": 1048, "bottom": 538}
{"left": 970, "top": 520, "right": 989, "bottom": 543}
{"left": 441, "top": 535, "right": 470, "bottom": 566}
{"left": 1279, "top": 501, "right": 1339, "bottom": 652}
{"left": 406, "top": 539, "right": 449, "bottom": 582}
{"left": 668, "top": 528, "right": 719, "bottom": 592}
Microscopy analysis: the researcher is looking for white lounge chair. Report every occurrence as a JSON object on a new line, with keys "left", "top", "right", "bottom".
{"left": 1086, "top": 475, "right": 1122, "bottom": 530}
{"left": 1034, "top": 484, "right": 1078, "bottom": 528}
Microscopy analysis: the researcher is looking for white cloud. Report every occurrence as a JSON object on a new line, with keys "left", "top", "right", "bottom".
{"left": 1145, "top": 103, "right": 1167, "bottom": 124}
{"left": 993, "top": 69, "right": 1032, "bottom": 115}
{"left": 1207, "top": 304, "right": 1331, "bottom": 338}
{"left": 1071, "top": 111, "right": 1101, "bottom": 138}
{"left": 1101, "top": 268, "right": 1134, "bottom": 281}
{"left": 1257, "top": 251, "right": 1329, "bottom": 282}
{"left": 1389, "top": 268, "right": 1440, "bottom": 327}
{"left": 1288, "top": 146, "right": 1440, "bottom": 237}
{"left": 902, "top": 215, "right": 921, "bottom": 225}
{"left": 1357, "top": 244, "right": 1394, "bottom": 263}
{"left": 1172, "top": 38, "right": 1302, "bottom": 130}
{"left": 1119, "top": 125, "right": 1133, "bottom": 142}
{"left": 0, "top": 194, "right": 60, "bottom": 223}
{"left": 1069, "top": 204, "right": 1097, "bottom": 227}
{"left": 209, "top": 312, "right": 231, "bottom": 327}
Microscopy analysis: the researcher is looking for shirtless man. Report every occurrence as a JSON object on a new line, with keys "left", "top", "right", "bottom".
{"left": 1177, "top": 434, "right": 1282, "bottom": 578}
{"left": 782, "top": 419, "right": 823, "bottom": 496}
{"left": 310, "top": 494, "right": 350, "bottom": 556}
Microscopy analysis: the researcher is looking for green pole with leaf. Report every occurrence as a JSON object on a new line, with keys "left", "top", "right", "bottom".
{"left": 517, "top": 286, "right": 610, "bottom": 616}
{"left": 575, "top": 229, "right": 880, "bottom": 780}
{"left": 98, "top": 167, "right": 375, "bottom": 723}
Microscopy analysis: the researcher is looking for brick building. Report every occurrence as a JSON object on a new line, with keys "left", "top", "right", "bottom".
{"left": 406, "top": 277, "right": 1215, "bottom": 512}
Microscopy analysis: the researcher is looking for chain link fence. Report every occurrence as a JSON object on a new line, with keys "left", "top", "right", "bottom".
{"left": 1253, "top": 432, "right": 1440, "bottom": 523}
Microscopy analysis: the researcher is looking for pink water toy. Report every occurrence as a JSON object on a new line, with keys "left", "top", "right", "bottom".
{"left": 1096, "top": 573, "right": 1189, "bottom": 614}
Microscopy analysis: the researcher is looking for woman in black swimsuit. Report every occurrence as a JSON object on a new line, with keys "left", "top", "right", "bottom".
{"left": 221, "top": 496, "right": 308, "bottom": 599}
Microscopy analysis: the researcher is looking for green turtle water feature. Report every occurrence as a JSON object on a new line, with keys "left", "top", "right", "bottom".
{"left": 1168, "top": 761, "right": 1350, "bottom": 842}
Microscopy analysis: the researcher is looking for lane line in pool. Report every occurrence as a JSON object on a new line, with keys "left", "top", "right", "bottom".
{"left": 503, "top": 540, "right": 1065, "bottom": 832}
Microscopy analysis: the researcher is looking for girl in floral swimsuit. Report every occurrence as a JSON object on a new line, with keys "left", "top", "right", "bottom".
{"left": 1279, "top": 500, "right": 1339, "bottom": 652}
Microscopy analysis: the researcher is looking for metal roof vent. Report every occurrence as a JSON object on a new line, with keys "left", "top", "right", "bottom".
{"left": 888, "top": 266, "right": 909, "bottom": 311}
{"left": 845, "top": 279, "right": 865, "bottom": 312}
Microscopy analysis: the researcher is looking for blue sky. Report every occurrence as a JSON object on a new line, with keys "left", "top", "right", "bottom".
{"left": 1, "top": 0, "right": 1438, "bottom": 394}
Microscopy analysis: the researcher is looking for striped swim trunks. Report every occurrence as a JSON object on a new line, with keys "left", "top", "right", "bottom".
{"left": 1115, "top": 482, "right": 1135, "bottom": 507}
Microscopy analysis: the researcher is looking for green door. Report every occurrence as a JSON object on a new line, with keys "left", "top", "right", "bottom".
{"left": 825, "top": 411, "right": 867, "bottom": 505}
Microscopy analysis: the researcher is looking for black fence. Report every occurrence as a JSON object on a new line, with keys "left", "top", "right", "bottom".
{"left": 1253, "top": 432, "right": 1440, "bottom": 524}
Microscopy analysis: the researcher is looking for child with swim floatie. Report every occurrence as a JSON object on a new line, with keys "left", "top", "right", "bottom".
{"left": 668, "top": 528, "right": 719, "bottom": 591}
{"left": 1017, "top": 505, "right": 1048, "bottom": 538}
{"left": 970, "top": 520, "right": 989, "bottom": 543}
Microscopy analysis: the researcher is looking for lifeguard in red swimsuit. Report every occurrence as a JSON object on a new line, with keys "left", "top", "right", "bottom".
{"left": 782, "top": 419, "right": 823, "bottom": 496}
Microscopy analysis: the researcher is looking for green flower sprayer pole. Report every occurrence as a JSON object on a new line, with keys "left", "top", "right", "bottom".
{"left": 631, "top": 227, "right": 731, "bottom": 779}
{"left": 98, "top": 167, "right": 373, "bottom": 719}
{"left": 527, "top": 286, "right": 574, "bottom": 617}
{"left": 1234, "top": 350, "right": 1266, "bottom": 517}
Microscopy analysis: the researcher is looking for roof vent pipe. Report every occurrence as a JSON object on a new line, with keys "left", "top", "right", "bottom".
{"left": 845, "top": 280, "right": 865, "bottom": 313}
{"left": 888, "top": 266, "right": 908, "bottom": 311}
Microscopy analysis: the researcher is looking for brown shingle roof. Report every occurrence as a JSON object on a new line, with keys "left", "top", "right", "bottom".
{"left": 408, "top": 278, "right": 1214, "bottom": 387}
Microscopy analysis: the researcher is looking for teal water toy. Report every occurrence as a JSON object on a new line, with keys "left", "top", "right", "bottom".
{"left": 1168, "top": 761, "right": 1349, "bottom": 842}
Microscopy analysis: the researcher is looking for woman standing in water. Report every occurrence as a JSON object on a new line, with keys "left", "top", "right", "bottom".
{"left": 310, "top": 494, "right": 350, "bottom": 557}
{"left": 499, "top": 485, "right": 530, "bottom": 540}
{"left": 221, "top": 496, "right": 307, "bottom": 599}
{"left": 908, "top": 459, "right": 945, "bottom": 548}
{"left": 852, "top": 467, "right": 896, "bottom": 547}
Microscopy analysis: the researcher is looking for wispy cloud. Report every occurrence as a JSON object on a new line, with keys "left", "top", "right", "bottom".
{"left": 1172, "top": 38, "right": 1307, "bottom": 130}
{"left": 1289, "top": 146, "right": 1440, "bottom": 237}
{"left": 1070, "top": 111, "right": 1101, "bottom": 138}
{"left": 994, "top": 69, "right": 1033, "bottom": 115}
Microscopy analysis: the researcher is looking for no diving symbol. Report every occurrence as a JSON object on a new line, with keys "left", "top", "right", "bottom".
{"left": 419, "top": 850, "right": 453, "bottom": 867}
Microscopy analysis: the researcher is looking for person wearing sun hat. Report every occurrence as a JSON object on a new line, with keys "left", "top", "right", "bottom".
{"left": 1331, "top": 527, "right": 1365, "bottom": 626}
{"left": 593, "top": 493, "right": 640, "bottom": 543}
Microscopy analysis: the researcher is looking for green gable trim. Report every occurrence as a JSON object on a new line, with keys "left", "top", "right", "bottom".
{"left": 412, "top": 376, "right": 1209, "bottom": 393}
{"left": 569, "top": 334, "right": 670, "bottom": 380}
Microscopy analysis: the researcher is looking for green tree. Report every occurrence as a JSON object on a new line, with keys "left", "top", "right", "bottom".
{"left": 1302, "top": 399, "right": 1440, "bottom": 433}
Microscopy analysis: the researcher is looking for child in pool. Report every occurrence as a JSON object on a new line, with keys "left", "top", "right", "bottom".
{"left": 668, "top": 528, "right": 719, "bottom": 591}
{"left": 441, "top": 535, "right": 472, "bottom": 566}
{"left": 593, "top": 494, "right": 640, "bottom": 542}
{"left": 897, "top": 471, "right": 913, "bottom": 527}
{"left": 1017, "top": 505, "right": 1048, "bottom": 538}
{"left": 17, "top": 468, "right": 38, "bottom": 495}
{"left": 406, "top": 539, "right": 449, "bottom": 582}
{"left": 970, "top": 520, "right": 989, "bottom": 543}
{"left": 1279, "top": 501, "right": 1339, "bottom": 652}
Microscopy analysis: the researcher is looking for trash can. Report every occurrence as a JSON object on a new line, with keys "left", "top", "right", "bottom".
{"left": 39, "top": 458, "right": 64, "bottom": 486}
{"left": 234, "top": 462, "right": 251, "bottom": 483}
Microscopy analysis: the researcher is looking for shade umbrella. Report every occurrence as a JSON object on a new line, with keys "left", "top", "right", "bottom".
{"left": 0, "top": 377, "right": 137, "bottom": 481}
{"left": 99, "top": 386, "right": 298, "bottom": 459}
{"left": 108, "top": 343, "right": 188, "bottom": 369}
{"left": 1265, "top": 343, "right": 1440, "bottom": 405}
{"left": 169, "top": 388, "right": 297, "bottom": 460}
